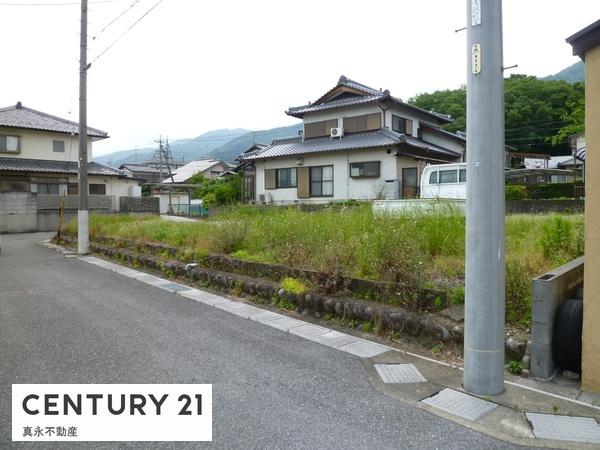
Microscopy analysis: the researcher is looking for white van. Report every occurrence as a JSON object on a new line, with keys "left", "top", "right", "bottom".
{"left": 420, "top": 163, "right": 467, "bottom": 199}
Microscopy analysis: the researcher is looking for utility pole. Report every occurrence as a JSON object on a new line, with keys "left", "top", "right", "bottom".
{"left": 463, "top": 0, "right": 505, "bottom": 395}
{"left": 78, "top": 0, "right": 89, "bottom": 255}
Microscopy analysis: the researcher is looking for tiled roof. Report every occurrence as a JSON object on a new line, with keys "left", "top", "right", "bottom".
{"left": 287, "top": 95, "right": 383, "bottom": 117}
{"left": 286, "top": 76, "right": 453, "bottom": 124}
{"left": 239, "top": 128, "right": 461, "bottom": 161}
{"left": 0, "top": 157, "right": 122, "bottom": 176}
{"left": 162, "top": 159, "right": 228, "bottom": 183}
{"left": 119, "top": 163, "right": 163, "bottom": 173}
{"left": 0, "top": 103, "right": 108, "bottom": 138}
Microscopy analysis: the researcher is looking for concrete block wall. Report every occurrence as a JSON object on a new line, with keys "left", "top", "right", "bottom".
{"left": 530, "top": 256, "right": 584, "bottom": 380}
{"left": 0, "top": 193, "right": 115, "bottom": 233}
{"left": 0, "top": 193, "right": 38, "bottom": 233}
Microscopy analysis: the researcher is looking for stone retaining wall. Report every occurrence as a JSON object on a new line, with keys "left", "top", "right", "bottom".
{"left": 87, "top": 234, "right": 447, "bottom": 310}
{"left": 58, "top": 235, "right": 529, "bottom": 361}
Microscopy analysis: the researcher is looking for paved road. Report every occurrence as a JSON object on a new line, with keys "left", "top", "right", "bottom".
{"left": 0, "top": 233, "right": 524, "bottom": 449}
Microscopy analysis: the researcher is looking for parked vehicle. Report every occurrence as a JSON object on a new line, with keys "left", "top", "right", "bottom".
{"left": 420, "top": 163, "right": 467, "bottom": 199}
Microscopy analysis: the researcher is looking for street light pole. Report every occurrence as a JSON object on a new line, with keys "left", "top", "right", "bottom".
{"left": 463, "top": 0, "right": 506, "bottom": 395}
{"left": 78, "top": 0, "right": 89, "bottom": 255}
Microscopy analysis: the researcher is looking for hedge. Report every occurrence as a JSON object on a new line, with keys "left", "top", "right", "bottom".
{"left": 505, "top": 183, "right": 575, "bottom": 200}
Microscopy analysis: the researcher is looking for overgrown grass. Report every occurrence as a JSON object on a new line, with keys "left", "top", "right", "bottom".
{"left": 70, "top": 206, "right": 584, "bottom": 326}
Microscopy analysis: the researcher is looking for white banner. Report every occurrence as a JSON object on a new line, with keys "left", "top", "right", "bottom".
{"left": 12, "top": 384, "right": 212, "bottom": 442}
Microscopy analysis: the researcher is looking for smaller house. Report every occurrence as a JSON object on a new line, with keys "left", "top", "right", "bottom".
{"left": 153, "top": 158, "right": 230, "bottom": 214}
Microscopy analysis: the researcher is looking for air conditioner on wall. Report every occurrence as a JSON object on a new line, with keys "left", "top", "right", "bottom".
{"left": 330, "top": 127, "right": 343, "bottom": 138}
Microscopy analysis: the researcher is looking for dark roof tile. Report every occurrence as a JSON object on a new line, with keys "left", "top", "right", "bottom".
{"left": 0, "top": 103, "right": 108, "bottom": 138}
{"left": 0, "top": 157, "right": 122, "bottom": 176}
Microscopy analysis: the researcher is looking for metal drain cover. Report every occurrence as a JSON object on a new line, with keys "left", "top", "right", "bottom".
{"left": 375, "top": 364, "right": 427, "bottom": 384}
{"left": 421, "top": 388, "right": 496, "bottom": 421}
{"left": 526, "top": 412, "right": 600, "bottom": 444}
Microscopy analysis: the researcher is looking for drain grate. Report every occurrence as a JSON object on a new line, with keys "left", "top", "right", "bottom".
{"left": 375, "top": 364, "right": 427, "bottom": 384}
{"left": 526, "top": 412, "right": 600, "bottom": 444}
{"left": 421, "top": 388, "right": 496, "bottom": 421}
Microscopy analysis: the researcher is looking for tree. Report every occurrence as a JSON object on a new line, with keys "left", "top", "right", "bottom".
{"left": 409, "top": 75, "right": 585, "bottom": 155}
{"left": 188, "top": 172, "right": 242, "bottom": 207}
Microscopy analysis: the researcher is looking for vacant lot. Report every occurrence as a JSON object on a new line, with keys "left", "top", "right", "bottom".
{"left": 67, "top": 204, "right": 584, "bottom": 325}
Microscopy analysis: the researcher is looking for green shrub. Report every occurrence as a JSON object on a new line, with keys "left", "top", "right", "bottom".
{"left": 281, "top": 277, "right": 308, "bottom": 295}
{"left": 505, "top": 185, "right": 528, "bottom": 200}
{"left": 506, "top": 360, "right": 523, "bottom": 375}
{"left": 449, "top": 286, "right": 465, "bottom": 305}
{"left": 540, "top": 216, "right": 584, "bottom": 264}
{"left": 211, "top": 221, "right": 249, "bottom": 254}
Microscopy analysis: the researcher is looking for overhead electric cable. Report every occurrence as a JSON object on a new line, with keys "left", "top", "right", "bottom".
{"left": 89, "top": 0, "right": 164, "bottom": 65}
{"left": 92, "top": 0, "right": 141, "bottom": 41}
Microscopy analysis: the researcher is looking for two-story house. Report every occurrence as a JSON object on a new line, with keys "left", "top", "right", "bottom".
{"left": 239, "top": 76, "right": 466, "bottom": 203}
{"left": 0, "top": 102, "right": 142, "bottom": 232}
{"left": 0, "top": 102, "right": 138, "bottom": 199}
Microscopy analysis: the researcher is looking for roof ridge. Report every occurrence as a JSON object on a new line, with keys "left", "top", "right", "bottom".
{"left": 0, "top": 103, "right": 108, "bottom": 136}
{"left": 338, "top": 76, "right": 381, "bottom": 94}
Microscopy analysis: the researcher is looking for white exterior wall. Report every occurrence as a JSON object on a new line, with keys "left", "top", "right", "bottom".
{"left": 420, "top": 128, "right": 465, "bottom": 157}
{"left": 66, "top": 175, "right": 139, "bottom": 211}
{"left": 155, "top": 193, "right": 190, "bottom": 214}
{"left": 0, "top": 127, "right": 95, "bottom": 161}
{"left": 254, "top": 148, "right": 419, "bottom": 203}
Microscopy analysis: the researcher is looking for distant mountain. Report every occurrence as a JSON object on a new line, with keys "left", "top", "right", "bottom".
{"left": 94, "top": 128, "right": 249, "bottom": 167}
{"left": 208, "top": 123, "right": 303, "bottom": 162}
{"left": 95, "top": 124, "right": 304, "bottom": 167}
{"left": 542, "top": 61, "right": 584, "bottom": 83}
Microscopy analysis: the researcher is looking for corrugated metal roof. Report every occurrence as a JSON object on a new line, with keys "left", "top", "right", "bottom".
{"left": 0, "top": 103, "right": 108, "bottom": 138}
{"left": 240, "top": 129, "right": 461, "bottom": 161}
{"left": 0, "top": 157, "right": 122, "bottom": 176}
{"left": 162, "top": 159, "right": 228, "bottom": 183}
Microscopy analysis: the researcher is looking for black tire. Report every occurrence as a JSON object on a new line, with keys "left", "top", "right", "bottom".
{"left": 553, "top": 298, "right": 583, "bottom": 373}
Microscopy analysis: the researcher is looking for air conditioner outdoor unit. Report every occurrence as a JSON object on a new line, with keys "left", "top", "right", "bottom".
{"left": 330, "top": 127, "right": 343, "bottom": 138}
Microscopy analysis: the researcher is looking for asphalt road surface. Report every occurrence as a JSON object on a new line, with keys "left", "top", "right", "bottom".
{"left": 0, "top": 233, "right": 526, "bottom": 449}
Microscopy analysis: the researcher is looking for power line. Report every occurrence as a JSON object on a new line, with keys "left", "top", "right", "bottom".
{"left": 90, "top": 0, "right": 164, "bottom": 65}
{"left": 92, "top": 0, "right": 141, "bottom": 41}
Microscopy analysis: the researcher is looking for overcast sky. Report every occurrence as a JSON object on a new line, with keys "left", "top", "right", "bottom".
{"left": 0, "top": 0, "right": 595, "bottom": 157}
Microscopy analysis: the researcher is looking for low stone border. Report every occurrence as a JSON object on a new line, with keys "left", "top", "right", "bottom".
{"left": 58, "top": 235, "right": 528, "bottom": 362}
{"left": 83, "top": 234, "right": 447, "bottom": 310}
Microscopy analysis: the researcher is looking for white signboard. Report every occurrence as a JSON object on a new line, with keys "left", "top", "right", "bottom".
{"left": 472, "top": 44, "right": 481, "bottom": 74}
{"left": 472, "top": 0, "right": 481, "bottom": 26}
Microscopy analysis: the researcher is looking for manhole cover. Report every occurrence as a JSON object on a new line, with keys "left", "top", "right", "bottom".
{"left": 526, "top": 412, "right": 600, "bottom": 443}
{"left": 375, "top": 364, "right": 427, "bottom": 384}
{"left": 421, "top": 388, "right": 496, "bottom": 421}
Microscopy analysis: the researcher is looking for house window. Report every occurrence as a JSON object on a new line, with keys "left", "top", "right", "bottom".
{"left": 392, "top": 115, "right": 414, "bottom": 135}
{"left": 0, "top": 178, "right": 28, "bottom": 193}
{"left": 37, "top": 183, "right": 60, "bottom": 194}
{"left": 276, "top": 168, "right": 297, "bottom": 188}
{"left": 343, "top": 113, "right": 381, "bottom": 134}
{"left": 68, "top": 183, "right": 78, "bottom": 195}
{"left": 350, "top": 161, "right": 380, "bottom": 178}
{"left": 53, "top": 140, "right": 65, "bottom": 153}
{"left": 459, "top": 168, "right": 466, "bottom": 183}
{"left": 89, "top": 184, "right": 106, "bottom": 195}
{"left": 310, "top": 165, "right": 333, "bottom": 197}
{"left": 304, "top": 119, "right": 338, "bottom": 139}
{"left": 0, "top": 134, "right": 20, "bottom": 153}
{"left": 439, "top": 169, "right": 458, "bottom": 184}
{"left": 428, "top": 171, "right": 438, "bottom": 184}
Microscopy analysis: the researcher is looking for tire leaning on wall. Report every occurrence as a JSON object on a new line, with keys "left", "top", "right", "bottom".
{"left": 552, "top": 298, "right": 583, "bottom": 374}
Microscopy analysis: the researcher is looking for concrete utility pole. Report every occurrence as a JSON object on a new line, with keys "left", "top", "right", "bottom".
{"left": 463, "top": 0, "right": 506, "bottom": 395}
{"left": 78, "top": 0, "right": 89, "bottom": 255}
